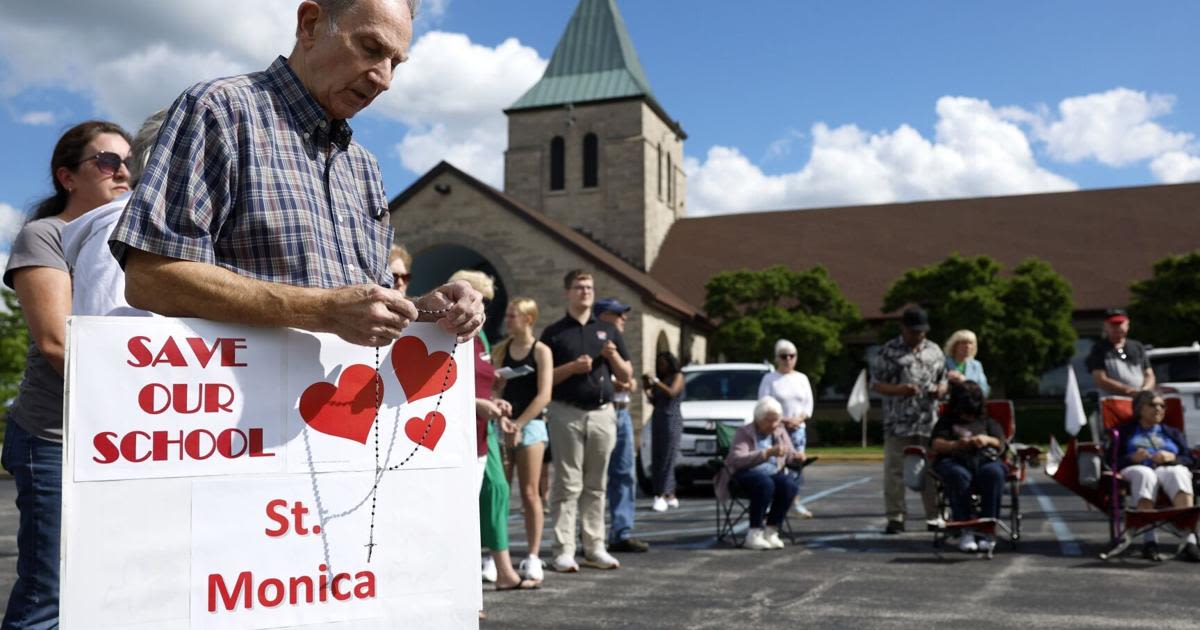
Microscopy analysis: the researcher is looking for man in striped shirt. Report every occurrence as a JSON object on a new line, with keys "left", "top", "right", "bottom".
{"left": 111, "top": 0, "right": 483, "bottom": 345}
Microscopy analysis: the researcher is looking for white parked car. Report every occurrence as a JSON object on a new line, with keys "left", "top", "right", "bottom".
{"left": 637, "top": 362, "right": 770, "bottom": 491}
{"left": 1148, "top": 342, "right": 1200, "bottom": 443}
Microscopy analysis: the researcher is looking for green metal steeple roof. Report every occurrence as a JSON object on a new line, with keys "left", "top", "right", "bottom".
{"left": 508, "top": 0, "right": 680, "bottom": 133}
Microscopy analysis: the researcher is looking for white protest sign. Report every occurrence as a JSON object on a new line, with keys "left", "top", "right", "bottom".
{"left": 62, "top": 317, "right": 481, "bottom": 629}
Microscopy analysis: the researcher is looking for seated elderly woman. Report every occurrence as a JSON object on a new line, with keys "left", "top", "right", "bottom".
{"left": 720, "top": 396, "right": 803, "bottom": 550}
{"left": 1112, "top": 391, "right": 1200, "bottom": 562}
{"left": 930, "top": 381, "right": 1007, "bottom": 553}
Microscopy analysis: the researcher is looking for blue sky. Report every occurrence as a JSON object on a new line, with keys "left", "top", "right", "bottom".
{"left": 0, "top": 1, "right": 1198, "bottom": 252}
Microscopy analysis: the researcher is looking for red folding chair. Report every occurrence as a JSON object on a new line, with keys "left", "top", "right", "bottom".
{"left": 904, "top": 400, "right": 1040, "bottom": 558}
{"left": 1050, "top": 396, "right": 1200, "bottom": 560}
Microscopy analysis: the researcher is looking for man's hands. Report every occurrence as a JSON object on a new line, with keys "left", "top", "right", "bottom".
{"left": 416, "top": 280, "right": 486, "bottom": 343}
{"left": 322, "top": 284, "right": 416, "bottom": 347}
{"left": 568, "top": 354, "right": 594, "bottom": 375}
{"left": 600, "top": 340, "right": 619, "bottom": 361}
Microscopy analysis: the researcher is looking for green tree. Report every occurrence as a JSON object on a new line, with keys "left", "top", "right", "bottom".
{"left": 0, "top": 290, "right": 29, "bottom": 406}
{"left": 882, "top": 255, "right": 1075, "bottom": 396}
{"left": 1127, "top": 250, "right": 1200, "bottom": 347}
{"left": 704, "top": 265, "right": 859, "bottom": 382}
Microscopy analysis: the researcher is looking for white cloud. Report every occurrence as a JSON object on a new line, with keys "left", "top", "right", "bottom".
{"left": 686, "top": 96, "right": 1077, "bottom": 216}
{"left": 18, "top": 110, "right": 55, "bottom": 126}
{"left": 1016, "top": 88, "right": 1194, "bottom": 166}
{"left": 0, "top": 1, "right": 296, "bottom": 130}
{"left": 0, "top": 202, "right": 26, "bottom": 253}
{"left": 380, "top": 32, "right": 546, "bottom": 186}
{"left": 0, "top": 4, "right": 543, "bottom": 189}
{"left": 1150, "top": 151, "right": 1200, "bottom": 184}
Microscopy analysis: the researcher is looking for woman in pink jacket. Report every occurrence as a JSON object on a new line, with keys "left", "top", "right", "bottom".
{"left": 718, "top": 396, "right": 804, "bottom": 550}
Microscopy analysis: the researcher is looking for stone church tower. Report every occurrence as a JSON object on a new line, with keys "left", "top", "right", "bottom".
{"left": 503, "top": 0, "right": 687, "bottom": 272}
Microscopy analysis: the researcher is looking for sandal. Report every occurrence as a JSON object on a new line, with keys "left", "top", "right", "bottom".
{"left": 495, "top": 578, "right": 541, "bottom": 591}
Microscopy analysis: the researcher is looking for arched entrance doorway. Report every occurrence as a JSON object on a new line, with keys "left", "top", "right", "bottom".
{"left": 411, "top": 244, "right": 508, "bottom": 344}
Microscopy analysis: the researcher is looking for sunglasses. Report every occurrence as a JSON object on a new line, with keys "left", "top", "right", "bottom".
{"left": 778, "top": 354, "right": 796, "bottom": 359}
{"left": 76, "top": 151, "right": 131, "bottom": 176}
{"left": 392, "top": 272, "right": 411, "bottom": 284}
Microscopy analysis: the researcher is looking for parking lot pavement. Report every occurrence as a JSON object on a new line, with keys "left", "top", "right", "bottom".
{"left": 484, "top": 462, "right": 1200, "bottom": 629}
{"left": 0, "top": 463, "right": 1196, "bottom": 627}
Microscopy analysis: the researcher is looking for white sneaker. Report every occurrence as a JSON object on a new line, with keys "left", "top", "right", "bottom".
{"left": 958, "top": 531, "right": 978, "bottom": 553}
{"left": 652, "top": 496, "right": 668, "bottom": 512}
{"left": 552, "top": 553, "right": 579, "bottom": 573}
{"left": 977, "top": 537, "right": 994, "bottom": 553}
{"left": 519, "top": 556, "right": 545, "bottom": 581}
{"left": 481, "top": 555, "right": 497, "bottom": 582}
{"left": 744, "top": 528, "right": 773, "bottom": 551}
{"left": 764, "top": 527, "right": 785, "bottom": 549}
{"left": 582, "top": 546, "right": 620, "bottom": 570}
{"left": 666, "top": 496, "right": 680, "bottom": 509}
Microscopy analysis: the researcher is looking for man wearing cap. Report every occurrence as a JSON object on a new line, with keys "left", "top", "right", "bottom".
{"left": 540, "top": 270, "right": 633, "bottom": 572}
{"left": 1086, "top": 308, "right": 1155, "bottom": 397}
{"left": 595, "top": 297, "right": 651, "bottom": 553}
{"left": 871, "top": 306, "right": 946, "bottom": 534}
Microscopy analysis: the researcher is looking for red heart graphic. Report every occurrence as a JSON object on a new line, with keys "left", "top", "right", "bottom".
{"left": 298, "top": 364, "right": 382, "bottom": 444}
{"left": 390, "top": 336, "right": 457, "bottom": 403}
{"left": 405, "top": 411, "right": 447, "bottom": 451}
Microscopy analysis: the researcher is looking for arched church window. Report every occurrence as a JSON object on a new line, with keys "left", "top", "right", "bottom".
{"left": 657, "top": 144, "right": 663, "bottom": 199}
{"left": 667, "top": 153, "right": 674, "bottom": 206}
{"left": 583, "top": 133, "right": 599, "bottom": 188}
{"left": 550, "top": 136, "right": 565, "bottom": 191}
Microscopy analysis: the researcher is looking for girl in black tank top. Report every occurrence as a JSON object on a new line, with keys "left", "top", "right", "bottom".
{"left": 502, "top": 342, "right": 542, "bottom": 420}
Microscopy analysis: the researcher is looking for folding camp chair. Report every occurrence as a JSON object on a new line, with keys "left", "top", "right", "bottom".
{"left": 904, "top": 400, "right": 1040, "bottom": 558}
{"left": 712, "top": 422, "right": 799, "bottom": 547}
{"left": 1050, "top": 396, "right": 1200, "bottom": 560}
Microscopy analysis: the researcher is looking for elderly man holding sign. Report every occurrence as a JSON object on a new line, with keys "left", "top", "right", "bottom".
{"left": 110, "top": 0, "right": 483, "bottom": 344}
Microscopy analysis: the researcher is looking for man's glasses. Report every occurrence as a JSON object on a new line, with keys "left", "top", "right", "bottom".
{"left": 76, "top": 151, "right": 131, "bottom": 177}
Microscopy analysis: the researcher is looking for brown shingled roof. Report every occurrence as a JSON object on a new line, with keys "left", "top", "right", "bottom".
{"left": 390, "top": 161, "right": 709, "bottom": 328}
{"left": 650, "top": 182, "right": 1200, "bottom": 320}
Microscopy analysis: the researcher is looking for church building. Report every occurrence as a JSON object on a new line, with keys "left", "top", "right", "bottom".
{"left": 391, "top": 0, "right": 1200, "bottom": 422}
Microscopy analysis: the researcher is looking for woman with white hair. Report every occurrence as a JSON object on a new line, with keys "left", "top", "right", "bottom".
{"left": 716, "top": 396, "right": 803, "bottom": 550}
{"left": 757, "top": 338, "right": 814, "bottom": 517}
{"left": 943, "top": 330, "right": 990, "bottom": 398}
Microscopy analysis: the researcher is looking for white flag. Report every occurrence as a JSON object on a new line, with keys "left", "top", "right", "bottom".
{"left": 1045, "top": 434, "right": 1063, "bottom": 476}
{"left": 847, "top": 368, "right": 870, "bottom": 422}
{"left": 1064, "top": 365, "right": 1087, "bottom": 436}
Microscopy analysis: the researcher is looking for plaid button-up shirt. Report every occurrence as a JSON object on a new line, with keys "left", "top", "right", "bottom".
{"left": 111, "top": 56, "right": 394, "bottom": 289}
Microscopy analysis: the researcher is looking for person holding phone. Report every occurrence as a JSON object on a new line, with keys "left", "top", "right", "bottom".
{"left": 492, "top": 297, "right": 553, "bottom": 580}
{"left": 644, "top": 351, "right": 684, "bottom": 512}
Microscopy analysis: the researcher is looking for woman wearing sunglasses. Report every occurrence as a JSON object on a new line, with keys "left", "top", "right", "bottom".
{"left": 757, "top": 339, "right": 815, "bottom": 517}
{"left": 2, "top": 119, "right": 131, "bottom": 627}
{"left": 1111, "top": 391, "right": 1200, "bottom": 562}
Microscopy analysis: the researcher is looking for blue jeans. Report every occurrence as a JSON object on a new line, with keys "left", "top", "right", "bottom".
{"left": 933, "top": 458, "right": 1006, "bottom": 522}
{"left": 734, "top": 469, "right": 799, "bottom": 528}
{"left": 2, "top": 420, "right": 62, "bottom": 630}
{"left": 606, "top": 406, "right": 636, "bottom": 543}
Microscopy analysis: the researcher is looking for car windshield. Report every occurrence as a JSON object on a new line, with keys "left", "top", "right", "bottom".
{"left": 1151, "top": 353, "right": 1200, "bottom": 384}
{"left": 684, "top": 370, "right": 764, "bottom": 401}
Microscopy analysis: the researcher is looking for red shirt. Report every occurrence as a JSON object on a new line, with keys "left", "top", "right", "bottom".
{"left": 474, "top": 337, "right": 495, "bottom": 457}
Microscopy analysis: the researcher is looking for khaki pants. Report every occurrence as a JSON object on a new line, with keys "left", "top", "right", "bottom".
{"left": 547, "top": 401, "right": 618, "bottom": 557}
{"left": 883, "top": 434, "right": 938, "bottom": 523}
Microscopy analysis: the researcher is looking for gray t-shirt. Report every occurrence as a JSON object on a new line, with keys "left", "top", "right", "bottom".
{"left": 4, "top": 217, "right": 68, "bottom": 443}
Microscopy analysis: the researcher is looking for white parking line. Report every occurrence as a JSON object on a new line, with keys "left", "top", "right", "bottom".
{"left": 798, "top": 476, "right": 873, "bottom": 507}
{"left": 1028, "top": 478, "right": 1083, "bottom": 557}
